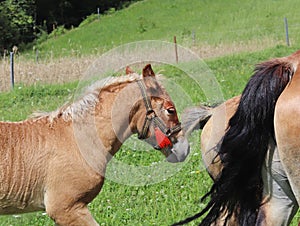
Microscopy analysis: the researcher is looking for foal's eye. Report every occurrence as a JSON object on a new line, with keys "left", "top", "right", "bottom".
{"left": 166, "top": 108, "right": 176, "bottom": 115}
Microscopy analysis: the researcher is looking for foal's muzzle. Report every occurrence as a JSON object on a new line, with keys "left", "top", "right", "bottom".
{"left": 166, "top": 136, "right": 190, "bottom": 163}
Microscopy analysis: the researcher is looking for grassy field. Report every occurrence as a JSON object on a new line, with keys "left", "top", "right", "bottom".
{"left": 3, "top": 0, "right": 298, "bottom": 92}
{"left": 24, "top": 0, "right": 300, "bottom": 59}
{"left": 2, "top": 0, "right": 300, "bottom": 91}
{"left": 0, "top": 45, "right": 299, "bottom": 225}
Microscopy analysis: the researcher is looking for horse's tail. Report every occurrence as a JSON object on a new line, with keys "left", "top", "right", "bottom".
{"left": 201, "top": 58, "right": 294, "bottom": 225}
{"left": 174, "top": 55, "right": 296, "bottom": 226}
{"left": 181, "top": 105, "right": 212, "bottom": 135}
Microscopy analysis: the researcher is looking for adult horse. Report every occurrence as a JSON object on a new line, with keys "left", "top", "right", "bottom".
{"left": 0, "top": 64, "right": 190, "bottom": 225}
{"left": 176, "top": 50, "right": 300, "bottom": 225}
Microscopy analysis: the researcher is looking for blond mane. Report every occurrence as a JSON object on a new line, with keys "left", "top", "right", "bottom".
{"left": 31, "top": 73, "right": 141, "bottom": 122}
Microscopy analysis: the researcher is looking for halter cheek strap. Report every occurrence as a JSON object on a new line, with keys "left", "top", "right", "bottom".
{"left": 136, "top": 80, "right": 181, "bottom": 150}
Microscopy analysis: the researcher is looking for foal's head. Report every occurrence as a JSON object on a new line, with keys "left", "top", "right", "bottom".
{"left": 129, "top": 64, "right": 190, "bottom": 162}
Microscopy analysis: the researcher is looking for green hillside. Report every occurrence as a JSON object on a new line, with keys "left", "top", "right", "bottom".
{"left": 33, "top": 0, "right": 300, "bottom": 58}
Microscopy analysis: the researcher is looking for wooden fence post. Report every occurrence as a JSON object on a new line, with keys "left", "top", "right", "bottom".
{"left": 174, "top": 36, "right": 178, "bottom": 63}
{"left": 192, "top": 31, "right": 195, "bottom": 45}
{"left": 36, "top": 49, "right": 39, "bottom": 63}
{"left": 10, "top": 52, "right": 14, "bottom": 89}
{"left": 284, "top": 17, "right": 290, "bottom": 46}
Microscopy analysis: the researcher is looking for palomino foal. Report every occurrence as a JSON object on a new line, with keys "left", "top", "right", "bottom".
{"left": 0, "top": 64, "right": 189, "bottom": 225}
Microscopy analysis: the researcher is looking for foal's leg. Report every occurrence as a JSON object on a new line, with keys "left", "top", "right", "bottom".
{"left": 53, "top": 205, "right": 99, "bottom": 226}
{"left": 44, "top": 171, "right": 104, "bottom": 226}
{"left": 256, "top": 144, "right": 299, "bottom": 226}
{"left": 45, "top": 194, "right": 100, "bottom": 226}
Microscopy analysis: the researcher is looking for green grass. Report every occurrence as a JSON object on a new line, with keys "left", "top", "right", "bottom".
{"left": 0, "top": 82, "right": 78, "bottom": 121}
{"left": 0, "top": 46, "right": 299, "bottom": 225}
{"left": 207, "top": 45, "right": 300, "bottom": 99}
{"left": 27, "top": 0, "right": 300, "bottom": 59}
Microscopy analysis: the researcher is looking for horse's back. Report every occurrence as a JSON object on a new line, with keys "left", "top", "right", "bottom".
{"left": 275, "top": 66, "right": 300, "bottom": 204}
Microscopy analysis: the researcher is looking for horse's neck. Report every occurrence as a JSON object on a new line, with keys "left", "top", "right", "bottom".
{"left": 93, "top": 81, "right": 142, "bottom": 156}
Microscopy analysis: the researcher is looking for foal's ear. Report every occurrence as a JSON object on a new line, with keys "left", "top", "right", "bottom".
{"left": 142, "top": 64, "right": 155, "bottom": 77}
{"left": 126, "top": 66, "right": 134, "bottom": 75}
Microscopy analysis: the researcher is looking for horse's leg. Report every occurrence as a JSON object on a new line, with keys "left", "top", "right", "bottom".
{"left": 47, "top": 202, "right": 99, "bottom": 226}
{"left": 257, "top": 194, "right": 298, "bottom": 226}
{"left": 256, "top": 143, "right": 298, "bottom": 226}
{"left": 45, "top": 187, "right": 102, "bottom": 226}
{"left": 275, "top": 132, "right": 300, "bottom": 206}
{"left": 275, "top": 71, "right": 300, "bottom": 205}
{"left": 44, "top": 168, "right": 104, "bottom": 226}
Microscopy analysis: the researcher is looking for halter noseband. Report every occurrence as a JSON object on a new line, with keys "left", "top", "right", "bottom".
{"left": 136, "top": 80, "right": 181, "bottom": 150}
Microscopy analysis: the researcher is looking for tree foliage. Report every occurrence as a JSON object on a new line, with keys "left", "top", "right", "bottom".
{"left": 0, "top": 0, "right": 139, "bottom": 53}
{"left": 0, "top": 0, "right": 35, "bottom": 51}
{"left": 36, "top": 0, "right": 136, "bottom": 31}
